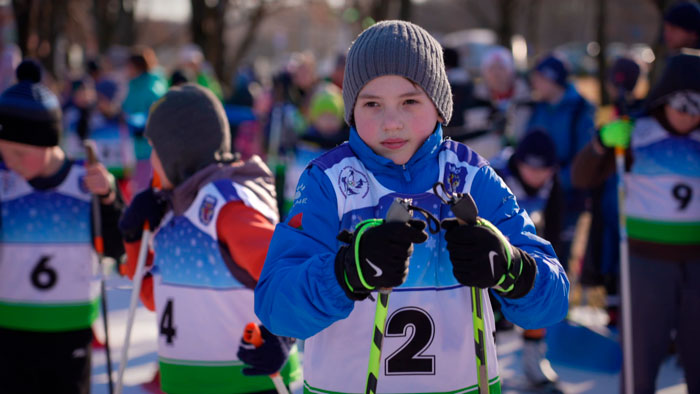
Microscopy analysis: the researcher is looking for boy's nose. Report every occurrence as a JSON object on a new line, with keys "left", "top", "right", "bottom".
{"left": 382, "top": 110, "right": 404, "bottom": 132}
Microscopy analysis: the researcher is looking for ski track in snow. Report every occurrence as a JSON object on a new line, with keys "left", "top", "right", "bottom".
{"left": 92, "top": 276, "right": 687, "bottom": 394}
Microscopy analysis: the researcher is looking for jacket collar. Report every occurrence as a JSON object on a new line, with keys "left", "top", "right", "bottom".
{"left": 348, "top": 124, "right": 443, "bottom": 191}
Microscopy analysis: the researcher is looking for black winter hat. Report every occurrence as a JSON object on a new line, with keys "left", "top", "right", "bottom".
{"left": 0, "top": 60, "right": 62, "bottom": 147}
{"left": 514, "top": 129, "right": 558, "bottom": 169}
{"left": 645, "top": 52, "right": 700, "bottom": 111}
{"left": 665, "top": 1, "right": 700, "bottom": 36}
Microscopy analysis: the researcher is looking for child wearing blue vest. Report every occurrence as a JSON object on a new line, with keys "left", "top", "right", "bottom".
{"left": 119, "top": 84, "right": 300, "bottom": 394}
{"left": 0, "top": 60, "right": 125, "bottom": 394}
{"left": 490, "top": 130, "right": 563, "bottom": 390}
{"left": 255, "top": 21, "right": 569, "bottom": 393}
{"left": 572, "top": 53, "right": 700, "bottom": 394}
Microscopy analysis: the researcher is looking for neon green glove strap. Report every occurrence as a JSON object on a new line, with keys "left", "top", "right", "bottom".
{"left": 477, "top": 218, "right": 520, "bottom": 293}
{"left": 343, "top": 219, "right": 384, "bottom": 292}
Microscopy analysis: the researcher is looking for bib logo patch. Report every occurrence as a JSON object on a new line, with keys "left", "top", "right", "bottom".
{"left": 443, "top": 163, "right": 467, "bottom": 194}
{"left": 199, "top": 195, "right": 217, "bottom": 225}
{"left": 338, "top": 166, "right": 369, "bottom": 198}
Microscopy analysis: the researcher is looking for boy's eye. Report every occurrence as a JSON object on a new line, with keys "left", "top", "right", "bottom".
{"left": 404, "top": 99, "right": 419, "bottom": 105}
{"left": 363, "top": 101, "right": 379, "bottom": 108}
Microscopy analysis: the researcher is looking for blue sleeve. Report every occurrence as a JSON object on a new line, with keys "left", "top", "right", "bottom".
{"left": 471, "top": 166, "right": 569, "bottom": 329}
{"left": 254, "top": 165, "right": 354, "bottom": 339}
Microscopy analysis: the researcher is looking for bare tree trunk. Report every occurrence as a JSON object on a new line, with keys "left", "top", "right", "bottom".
{"left": 14, "top": 0, "right": 69, "bottom": 78}
{"left": 190, "top": 0, "right": 227, "bottom": 84}
{"left": 596, "top": 0, "right": 608, "bottom": 105}
{"left": 496, "top": 0, "right": 515, "bottom": 50}
{"left": 647, "top": 0, "right": 673, "bottom": 87}
{"left": 399, "top": 0, "right": 412, "bottom": 21}
{"left": 11, "top": 0, "right": 33, "bottom": 57}
{"left": 526, "top": 0, "right": 542, "bottom": 57}
{"left": 370, "top": 0, "right": 390, "bottom": 21}
{"left": 93, "top": 0, "right": 135, "bottom": 53}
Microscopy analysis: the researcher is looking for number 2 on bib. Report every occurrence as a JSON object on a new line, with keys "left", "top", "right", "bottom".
{"left": 384, "top": 307, "right": 436, "bottom": 375}
{"left": 160, "top": 298, "right": 177, "bottom": 345}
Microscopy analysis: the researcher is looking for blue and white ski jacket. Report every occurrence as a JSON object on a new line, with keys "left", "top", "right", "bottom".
{"left": 255, "top": 125, "right": 569, "bottom": 392}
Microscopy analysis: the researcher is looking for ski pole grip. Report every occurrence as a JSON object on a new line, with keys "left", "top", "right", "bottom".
{"left": 84, "top": 140, "right": 99, "bottom": 165}
{"left": 386, "top": 198, "right": 412, "bottom": 223}
{"left": 378, "top": 198, "right": 413, "bottom": 295}
{"left": 243, "top": 322, "right": 264, "bottom": 348}
{"left": 450, "top": 193, "right": 478, "bottom": 226}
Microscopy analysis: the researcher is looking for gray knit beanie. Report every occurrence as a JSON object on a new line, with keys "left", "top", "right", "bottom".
{"left": 343, "top": 20, "right": 452, "bottom": 126}
{"left": 145, "top": 83, "right": 234, "bottom": 186}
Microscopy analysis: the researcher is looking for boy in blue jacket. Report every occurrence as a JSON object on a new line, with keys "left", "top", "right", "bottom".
{"left": 255, "top": 21, "right": 569, "bottom": 393}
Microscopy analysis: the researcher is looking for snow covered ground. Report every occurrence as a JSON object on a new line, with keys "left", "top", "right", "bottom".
{"left": 91, "top": 276, "right": 688, "bottom": 394}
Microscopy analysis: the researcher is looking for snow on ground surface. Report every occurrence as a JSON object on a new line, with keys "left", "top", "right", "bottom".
{"left": 92, "top": 276, "right": 687, "bottom": 394}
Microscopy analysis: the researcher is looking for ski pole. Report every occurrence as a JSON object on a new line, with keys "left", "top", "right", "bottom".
{"left": 242, "top": 322, "right": 290, "bottom": 394}
{"left": 365, "top": 198, "right": 413, "bottom": 394}
{"left": 450, "top": 193, "right": 489, "bottom": 394}
{"left": 114, "top": 224, "right": 151, "bottom": 394}
{"left": 433, "top": 182, "right": 488, "bottom": 394}
{"left": 614, "top": 88, "right": 634, "bottom": 394}
{"left": 616, "top": 145, "right": 633, "bottom": 394}
{"left": 85, "top": 140, "right": 114, "bottom": 394}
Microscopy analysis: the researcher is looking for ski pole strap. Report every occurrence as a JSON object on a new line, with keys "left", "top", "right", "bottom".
{"left": 366, "top": 291, "right": 390, "bottom": 394}
{"left": 343, "top": 219, "right": 384, "bottom": 292}
{"left": 471, "top": 287, "right": 489, "bottom": 394}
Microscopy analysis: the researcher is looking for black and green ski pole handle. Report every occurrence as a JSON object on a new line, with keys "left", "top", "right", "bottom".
{"left": 434, "top": 182, "right": 489, "bottom": 394}
{"left": 85, "top": 140, "right": 115, "bottom": 394}
{"left": 365, "top": 198, "right": 413, "bottom": 394}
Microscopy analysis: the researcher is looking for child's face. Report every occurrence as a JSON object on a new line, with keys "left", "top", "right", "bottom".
{"left": 313, "top": 113, "right": 343, "bottom": 136}
{"left": 0, "top": 140, "right": 51, "bottom": 180}
{"left": 664, "top": 23, "right": 699, "bottom": 50}
{"left": 353, "top": 76, "right": 441, "bottom": 165}
{"left": 665, "top": 105, "right": 700, "bottom": 134}
{"left": 517, "top": 161, "right": 554, "bottom": 189}
{"left": 149, "top": 145, "right": 174, "bottom": 190}
{"left": 483, "top": 63, "right": 514, "bottom": 95}
{"left": 530, "top": 72, "right": 562, "bottom": 102}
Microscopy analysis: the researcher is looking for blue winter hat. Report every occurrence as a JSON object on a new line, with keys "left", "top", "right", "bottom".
{"left": 0, "top": 59, "right": 62, "bottom": 147}
{"left": 96, "top": 79, "right": 119, "bottom": 102}
{"left": 665, "top": 1, "right": 700, "bottom": 36}
{"left": 535, "top": 55, "right": 569, "bottom": 87}
{"left": 514, "top": 129, "right": 558, "bottom": 169}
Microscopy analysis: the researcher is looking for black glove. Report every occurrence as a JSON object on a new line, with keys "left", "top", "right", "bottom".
{"left": 237, "top": 325, "right": 294, "bottom": 376}
{"left": 118, "top": 188, "right": 168, "bottom": 242}
{"left": 335, "top": 219, "right": 428, "bottom": 300}
{"left": 442, "top": 218, "right": 537, "bottom": 299}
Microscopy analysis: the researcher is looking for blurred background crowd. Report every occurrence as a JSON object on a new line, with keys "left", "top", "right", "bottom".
{"left": 0, "top": 0, "right": 698, "bottom": 391}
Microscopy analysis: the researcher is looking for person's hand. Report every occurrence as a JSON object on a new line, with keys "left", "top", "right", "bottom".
{"left": 118, "top": 188, "right": 167, "bottom": 242}
{"left": 83, "top": 163, "right": 114, "bottom": 202}
{"left": 441, "top": 218, "right": 537, "bottom": 299}
{"left": 237, "top": 325, "right": 294, "bottom": 376}
{"left": 335, "top": 219, "right": 428, "bottom": 300}
{"left": 599, "top": 119, "right": 634, "bottom": 149}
